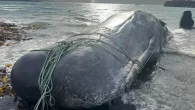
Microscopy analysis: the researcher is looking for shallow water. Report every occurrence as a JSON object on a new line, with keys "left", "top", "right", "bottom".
{"left": 0, "top": 2, "right": 195, "bottom": 110}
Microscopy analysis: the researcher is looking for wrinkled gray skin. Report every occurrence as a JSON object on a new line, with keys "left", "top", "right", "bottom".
{"left": 11, "top": 11, "right": 169, "bottom": 109}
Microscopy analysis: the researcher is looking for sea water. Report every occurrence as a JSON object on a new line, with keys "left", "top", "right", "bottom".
{"left": 0, "top": 1, "right": 195, "bottom": 65}
{"left": 0, "top": 1, "right": 195, "bottom": 110}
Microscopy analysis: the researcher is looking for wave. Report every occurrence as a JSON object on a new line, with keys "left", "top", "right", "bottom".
{"left": 164, "top": 28, "right": 195, "bottom": 58}
{"left": 63, "top": 23, "right": 90, "bottom": 27}
{"left": 0, "top": 7, "right": 24, "bottom": 11}
{"left": 74, "top": 16, "right": 99, "bottom": 23}
{"left": 163, "top": 48, "right": 195, "bottom": 58}
{"left": 0, "top": 4, "right": 30, "bottom": 11}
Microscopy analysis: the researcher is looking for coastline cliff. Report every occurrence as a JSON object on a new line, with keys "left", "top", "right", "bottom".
{"left": 164, "top": 1, "right": 195, "bottom": 8}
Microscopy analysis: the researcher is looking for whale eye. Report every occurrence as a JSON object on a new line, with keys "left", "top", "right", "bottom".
{"left": 159, "top": 20, "right": 166, "bottom": 26}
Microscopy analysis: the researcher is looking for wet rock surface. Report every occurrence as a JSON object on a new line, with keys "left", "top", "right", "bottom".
{"left": 179, "top": 11, "right": 194, "bottom": 29}
{"left": 0, "top": 22, "right": 25, "bottom": 46}
{"left": 22, "top": 25, "right": 41, "bottom": 30}
{"left": 0, "top": 96, "right": 17, "bottom": 110}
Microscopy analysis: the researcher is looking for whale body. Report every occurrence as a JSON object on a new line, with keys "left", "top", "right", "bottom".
{"left": 11, "top": 10, "right": 169, "bottom": 109}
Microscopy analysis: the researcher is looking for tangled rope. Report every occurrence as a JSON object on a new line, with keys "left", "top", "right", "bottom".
{"left": 33, "top": 32, "right": 143, "bottom": 110}
{"left": 33, "top": 42, "right": 78, "bottom": 110}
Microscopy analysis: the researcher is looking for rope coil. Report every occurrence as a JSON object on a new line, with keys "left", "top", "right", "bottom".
{"left": 33, "top": 42, "right": 75, "bottom": 110}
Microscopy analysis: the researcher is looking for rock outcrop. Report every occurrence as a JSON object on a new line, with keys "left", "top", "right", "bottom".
{"left": 164, "top": 1, "right": 195, "bottom": 8}
{"left": 179, "top": 11, "right": 194, "bottom": 29}
{"left": 0, "top": 22, "right": 25, "bottom": 46}
{"left": 0, "top": 22, "right": 43, "bottom": 47}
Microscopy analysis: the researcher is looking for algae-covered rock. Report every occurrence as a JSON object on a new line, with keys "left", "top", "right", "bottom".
{"left": 22, "top": 22, "right": 51, "bottom": 30}
{"left": 0, "top": 22, "right": 44, "bottom": 47}
{"left": 0, "top": 22, "right": 16, "bottom": 27}
{"left": 0, "top": 22, "right": 25, "bottom": 46}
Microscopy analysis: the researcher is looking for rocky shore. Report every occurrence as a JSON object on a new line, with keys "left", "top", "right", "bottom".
{"left": 0, "top": 22, "right": 41, "bottom": 47}
{"left": 0, "top": 22, "right": 44, "bottom": 110}
{"left": 0, "top": 64, "right": 18, "bottom": 109}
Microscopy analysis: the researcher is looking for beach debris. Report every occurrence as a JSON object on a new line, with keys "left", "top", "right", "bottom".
{"left": 0, "top": 63, "right": 15, "bottom": 97}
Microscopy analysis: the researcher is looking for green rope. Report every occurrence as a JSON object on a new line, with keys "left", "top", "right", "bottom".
{"left": 33, "top": 33, "right": 137, "bottom": 110}
{"left": 69, "top": 32, "right": 133, "bottom": 63}
{"left": 33, "top": 42, "right": 76, "bottom": 110}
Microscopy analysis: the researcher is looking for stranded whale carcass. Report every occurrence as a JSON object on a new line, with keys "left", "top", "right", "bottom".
{"left": 11, "top": 10, "right": 169, "bottom": 109}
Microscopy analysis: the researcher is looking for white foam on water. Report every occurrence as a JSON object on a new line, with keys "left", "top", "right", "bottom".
{"left": 164, "top": 28, "right": 195, "bottom": 58}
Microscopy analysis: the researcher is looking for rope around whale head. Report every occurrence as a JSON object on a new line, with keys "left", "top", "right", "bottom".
{"left": 31, "top": 27, "right": 165, "bottom": 109}
{"left": 33, "top": 41, "right": 79, "bottom": 110}
{"left": 32, "top": 33, "right": 160, "bottom": 110}
{"left": 32, "top": 33, "right": 137, "bottom": 110}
